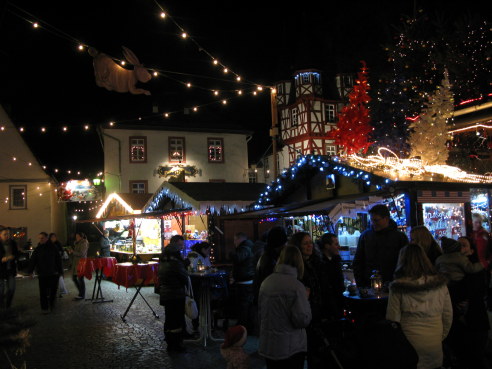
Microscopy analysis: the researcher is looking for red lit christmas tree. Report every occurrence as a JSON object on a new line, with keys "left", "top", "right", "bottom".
{"left": 329, "top": 61, "right": 374, "bottom": 155}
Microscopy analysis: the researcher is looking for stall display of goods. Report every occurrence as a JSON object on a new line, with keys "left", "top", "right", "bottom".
{"left": 105, "top": 218, "right": 162, "bottom": 255}
{"left": 423, "top": 203, "right": 465, "bottom": 240}
{"left": 471, "top": 188, "right": 491, "bottom": 232}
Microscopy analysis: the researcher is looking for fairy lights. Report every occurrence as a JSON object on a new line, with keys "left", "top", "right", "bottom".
{"left": 349, "top": 147, "right": 492, "bottom": 183}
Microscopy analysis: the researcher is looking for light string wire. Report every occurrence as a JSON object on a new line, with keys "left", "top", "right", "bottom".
{"left": 5, "top": 2, "right": 268, "bottom": 118}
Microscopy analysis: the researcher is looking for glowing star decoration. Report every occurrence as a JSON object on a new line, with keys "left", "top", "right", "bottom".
{"left": 349, "top": 147, "right": 492, "bottom": 184}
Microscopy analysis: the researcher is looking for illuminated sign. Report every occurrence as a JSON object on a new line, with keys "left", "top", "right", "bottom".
{"left": 57, "top": 179, "right": 101, "bottom": 202}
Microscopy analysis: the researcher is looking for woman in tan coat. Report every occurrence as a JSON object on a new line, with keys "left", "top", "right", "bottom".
{"left": 70, "top": 232, "right": 89, "bottom": 300}
{"left": 386, "top": 243, "right": 453, "bottom": 369}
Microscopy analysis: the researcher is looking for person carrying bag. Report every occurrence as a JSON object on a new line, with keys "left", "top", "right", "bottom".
{"left": 185, "top": 276, "right": 198, "bottom": 320}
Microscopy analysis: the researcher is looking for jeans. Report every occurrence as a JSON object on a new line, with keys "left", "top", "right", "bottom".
{"left": 72, "top": 274, "right": 85, "bottom": 298}
{"left": 235, "top": 283, "right": 254, "bottom": 331}
{"left": 0, "top": 275, "right": 16, "bottom": 308}
{"left": 38, "top": 275, "right": 59, "bottom": 310}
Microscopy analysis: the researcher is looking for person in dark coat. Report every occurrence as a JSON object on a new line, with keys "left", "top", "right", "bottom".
{"left": 231, "top": 232, "right": 255, "bottom": 331}
{"left": 99, "top": 230, "right": 111, "bottom": 257}
{"left": 444, "top": 236, "right": 491, "bottom": 369}
{"left": 0, "top": 227, "right": 20, "bottom": 309}
{"left": 254, "top": 226, "right": 288, "bottom": 303}
{"left": 27, "top": 232, "right": 63, "bottom": 314}
{"left": 159, "top": 240, "right": 188, "bottom": 352}
{"left": 290, "top": 231, "right": 325, "bottom": 369}
{"left": 353, "top": 204, "right": 408, "bottom": 287}
{"left": 316, "top": 233, "right": 345, "bottom": 321}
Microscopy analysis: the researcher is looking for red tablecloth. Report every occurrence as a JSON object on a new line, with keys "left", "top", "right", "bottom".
{"left": 77, "top": 257, "right": 118, "bottom": 280}
{"left": 111, "top": 262, "right": 159, "bottom": 289}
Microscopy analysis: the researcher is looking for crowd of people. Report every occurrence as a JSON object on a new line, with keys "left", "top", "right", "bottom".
{"left": 157, "top": 205, "right": 492, "bottom": 369}
{"left": 1, "top": 204, "right": 491, "bottom": 368}
{"left": 0, "top": 228, "right": 93, "bottom": 314}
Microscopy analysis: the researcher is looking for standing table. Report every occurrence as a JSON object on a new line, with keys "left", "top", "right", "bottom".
{"left": 112, "top": 262, "right": 160, "bottom": 322}
{"left": 186, "top": 270, "right": 227, "bottom": 347}
{"left": 77, "top": 257, "right": 117, "bottom": 303}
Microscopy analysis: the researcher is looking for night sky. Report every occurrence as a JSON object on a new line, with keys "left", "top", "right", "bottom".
{"left": 0, "top": 0, "right": 489, "bottom": 181}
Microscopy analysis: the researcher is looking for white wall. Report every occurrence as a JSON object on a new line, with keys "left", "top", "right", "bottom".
{"left": 0, "top": 105, "right": 67, "bottom": 244}
{"left": 103, "top": 128, "right": 250, "bottom": 194}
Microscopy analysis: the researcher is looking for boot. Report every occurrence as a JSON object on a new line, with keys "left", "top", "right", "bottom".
{"left": 165, "top": 330, "right": 186, "bottom": 353}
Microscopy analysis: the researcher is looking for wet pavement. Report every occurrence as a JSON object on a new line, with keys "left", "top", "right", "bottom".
{"left": 5, "top": 272, "right": 266, "bottom": 369}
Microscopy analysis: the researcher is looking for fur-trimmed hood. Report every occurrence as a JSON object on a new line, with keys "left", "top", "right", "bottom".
{"left": 389, "top": 274, "right": 447, "bottom": 294}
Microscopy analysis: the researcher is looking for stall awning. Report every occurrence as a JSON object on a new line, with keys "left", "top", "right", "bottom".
{"left": 76, "top": 208, "right": 192, "bottom": 223}
{"left": 220, "top": 191, "right": 388, "bottom": 220}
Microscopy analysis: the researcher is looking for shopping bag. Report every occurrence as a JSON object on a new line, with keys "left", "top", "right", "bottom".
{"left": 185, "top": 277, "right": 198, "bottom": 319}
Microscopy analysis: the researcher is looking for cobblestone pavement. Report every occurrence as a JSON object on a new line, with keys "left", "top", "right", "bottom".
{"left": 5, "top": 273, "right": 266, "bottom": 369}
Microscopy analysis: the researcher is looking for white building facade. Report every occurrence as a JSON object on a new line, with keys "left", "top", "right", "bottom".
{"left": 102, "top": 124, "right": 252, "bottom": 195}
{"left": 0, "top": 105, "right": 66, "bottom": 245}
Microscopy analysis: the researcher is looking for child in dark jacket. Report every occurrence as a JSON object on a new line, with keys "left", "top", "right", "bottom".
{"left": 436, "top": 237, "right": 484, "bottom": 312}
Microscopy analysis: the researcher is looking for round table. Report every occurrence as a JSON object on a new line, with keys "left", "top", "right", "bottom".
{"left": 112, "top": 262, "right": 160, "bottom": 322}
{"left": 77, "top": 257, "right": 117, "bottom": 303}
{"left": 343, "top": 290, "right": 389, "bottom": 325}
{"left": 186, "top": 270, "right": 227, "bottom": 347}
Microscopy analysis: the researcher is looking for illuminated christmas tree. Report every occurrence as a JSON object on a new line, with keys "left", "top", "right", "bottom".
{"left": 329, "top": 61, "right": 373, "bottom": 155}
{"left": 371, "top": 10, "right": 491, "bottom": 156}
{"left": 408, "top": 71, "right": 454, "bottom": 165}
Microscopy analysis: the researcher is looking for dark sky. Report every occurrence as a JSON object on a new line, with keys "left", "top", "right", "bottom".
{"left": 0, "top": 0, "right": 488, "bottom": 181}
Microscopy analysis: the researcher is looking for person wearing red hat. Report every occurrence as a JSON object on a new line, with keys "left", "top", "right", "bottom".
{"left": 220, "top": 325, "right": 249, "bottom": 369}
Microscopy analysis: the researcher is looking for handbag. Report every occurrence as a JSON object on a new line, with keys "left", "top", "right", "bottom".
{"left": 185, "top": 276, "right": 198, "bottom": 319}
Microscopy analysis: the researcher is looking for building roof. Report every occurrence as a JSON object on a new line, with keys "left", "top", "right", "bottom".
{"left": 117, "top": 193, "right": 153, "bottom": 210}
{"left": 144, "top": 182, "right": 266, "bottom": 215}
{"left": 169, "top": 182, "right": 265, "bottom": 201}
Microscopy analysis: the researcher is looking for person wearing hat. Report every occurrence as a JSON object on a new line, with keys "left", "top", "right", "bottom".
{"left": 158, "top": 238, "right": 189, "bottom": 352}
{"left": 436, "top": 237, "right": 484, "bottom": 284}
{"left": 220, "top": 325, "right": 249, "bottom": 369}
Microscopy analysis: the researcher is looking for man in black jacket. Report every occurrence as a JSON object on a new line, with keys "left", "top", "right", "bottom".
{"left": 28, "top": 232, "right": 63, "bottom": 314}
{"left": 353, "top": 204, "right": 408, "bottom": 287}
{"left": 0, "top": 227, "right": 20, "bottom": 308}
{"left": 231, "top": 232, "right": 255, "bottom": 331}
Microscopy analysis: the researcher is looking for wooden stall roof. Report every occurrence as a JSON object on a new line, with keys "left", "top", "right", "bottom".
{"left": 76, "top": 208, "right": 192, "bottom": 223}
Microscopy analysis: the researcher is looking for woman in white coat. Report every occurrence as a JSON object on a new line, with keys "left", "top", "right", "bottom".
{"left": 386, "top": 243, "right": 453, "bottom": 369}
{"left": 259, "top": 245, "right": 312, "bottom": 369}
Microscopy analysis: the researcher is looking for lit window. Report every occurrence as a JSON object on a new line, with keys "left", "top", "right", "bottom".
{"left": 129, "top": 137, "right": 146, "bottom": 163}
{"left": 325, "top": 104, "right": 336, "bottom": 123}
{"left": 10, "top": 185, "right": 27, "bottom": 209}
{"left": 169, "top": 137, "right": 185, "bottom": 163}
{"left": 208, "top": 138, "right": 224, "bottom": 162}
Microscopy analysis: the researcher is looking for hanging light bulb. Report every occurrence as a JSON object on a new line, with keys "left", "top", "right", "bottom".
{"left": 181, "top": 32, "right": 187, "bottom": 39}
{"left": 33, "top": 22, "right": 39, "bottom": 28}
{"left": 160, "top": 12, "right": 166, "bottom": 18}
